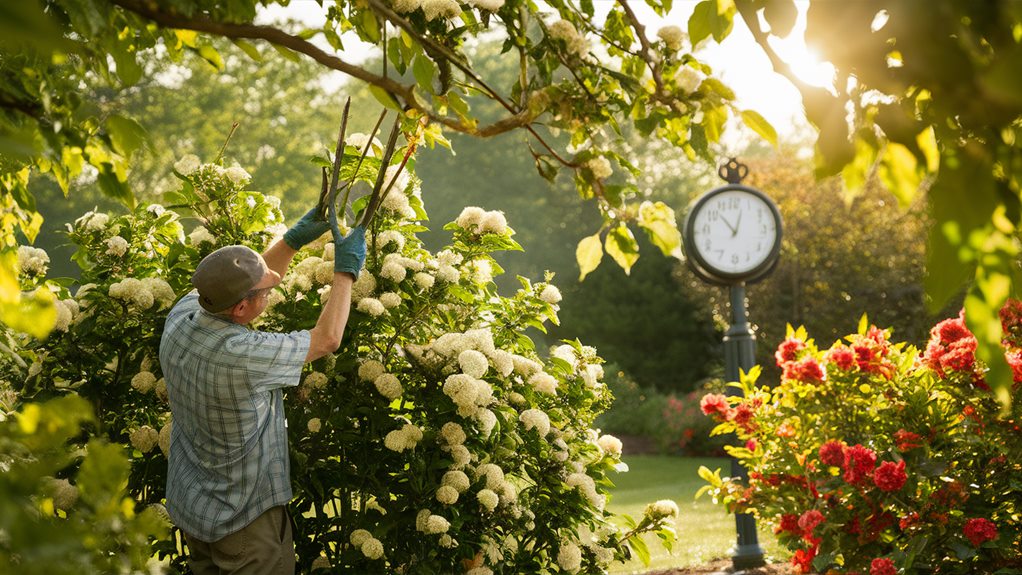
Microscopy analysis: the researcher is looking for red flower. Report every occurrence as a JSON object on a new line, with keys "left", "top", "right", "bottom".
{"left": 798, "top": 509, "right": 825, "bottom": 535}
{"left": 784, "top": 357, "right": 825, "bottom": 383}
{"left": 775, "top": 513, "right": 800, "bottom": 535}
{"left": 745, "top": 438, "right": 758, "bottom": 452}
{"left": 872, "top": 460, "right": 907, "bottom": 492}
{"left": 819, "top": 440, "right": 845, "bottom": 466}
{"left": 849, "top": 327, "right": 894, "bottom": 377}
{"left": 729, "top": 402, "right": 758, "bottom": 433}
{"left": 870, "top": 558, "right": 896, "bottom": 575}
{"left": 826, "top": 345, "right": 856, "bottom": 370}
{"left": 775, "top": 337, "right": 807, "bottom": 367}
{"left": 1006, "top": 348, "right": 1022, "bottom": 383}
{"left": 843, "top": 444, "right": 876, "bottom": 485}
{"left": 699, "top": 393, "right": 729, "bottom": 417}
{"left": 999, "top": 298, "right": 1022, "bottom": 347}
{"left": 899, "top": 512, "right": 920, "bottom": 531}
{"left": 963, "top": 517, "right": 998, "bottom": 547}
{"left": 924, "top": 311, "right": 980, "bottom": 379}
{"left": 893, "top": 429, "right": 923, "bottom": 451}
{"left": 791, "top": 546, "right": 817, "bottom": 574}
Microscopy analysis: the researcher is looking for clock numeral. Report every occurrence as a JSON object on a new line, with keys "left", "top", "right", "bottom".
{"left": 731, "top": 253, "right": 740, "bottom": 265}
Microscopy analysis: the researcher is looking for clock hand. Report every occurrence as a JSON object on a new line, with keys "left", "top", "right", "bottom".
{"left": 731, "top": 210, "right": 742, "bottom": 237}
{"left": 719, "top": 214, "right": 737, "bottom": 235}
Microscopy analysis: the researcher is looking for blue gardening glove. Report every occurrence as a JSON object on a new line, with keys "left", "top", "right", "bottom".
{"left": 282, "top": 208, "right": 331, "bottom": 250}
{"left": 333, "top": 225, "right": 366, "bottom": 276}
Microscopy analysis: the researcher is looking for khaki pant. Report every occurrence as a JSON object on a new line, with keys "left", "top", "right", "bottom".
{"left": 184, "top": 506, "right": 295, "bottom": 575}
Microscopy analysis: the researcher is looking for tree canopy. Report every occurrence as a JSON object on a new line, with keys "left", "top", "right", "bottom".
{"left": 3, "top": 0, "right": 1022, "bottom": 402}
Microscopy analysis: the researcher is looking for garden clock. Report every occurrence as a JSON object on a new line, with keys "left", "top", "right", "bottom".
{"left": 683, "top": 162, "right": 782, "bottom": 285}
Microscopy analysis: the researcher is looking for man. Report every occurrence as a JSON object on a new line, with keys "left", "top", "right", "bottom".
{"left": 160, "top": 206, "right": 365, "bottom": 575}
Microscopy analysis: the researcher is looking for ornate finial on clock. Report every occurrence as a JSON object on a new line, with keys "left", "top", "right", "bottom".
{"left": 718, "top": 158, "right": 749, "bottom": 184}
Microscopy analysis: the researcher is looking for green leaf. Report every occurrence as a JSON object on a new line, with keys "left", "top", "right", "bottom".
{"left": 270, "top": 42, "right": 301, "bottom": 63}
{"left": 740, "top": 109, "right": 777, "bottom": 147}
{"left": 412, "top": 54, "right": 436, "bottom": 94}
{"left": 605, "top": 224, "right": 639, "bottom": 274}
{"left": 576, "top": 232, "right": 604, "bottom": 281}
{"left": 369, "top": 86, "right": 402, "bottom": 111}
{"left": 111, "top": 46, "right": 142, "bottom": 86}
{"left": 878, "top": 142, "right": 921, "bottom": 208}
{"left": 232, "top": 38, "right": 262, "bottom": 61}
{"left": 97, "top": 166, "right": 135, "bottom": 208}
{"left": 701, "top": 104, "right": 728, "bottom": 143}
{"left": 629, "top": 534, "right": 651, "bottom": 566}
{"left": 77, "top": 439, "right": 131, "bottom": 506}
{"left": 688, "top": 0, "right": 735, "bottom": 45}
{"left": 355, "top": 9, "right": 381, "bottom": 43}
{"left": 106, "top": 115, "right": 148, "bottom": 158}
{"left": 197, "top": 44, "right": 225, "bottom": 71}
{"left": 0, "top": 284, "right": 56, "bottom": 338}
{"left": 637, "top": 200, "right": 682, "bottom": 256}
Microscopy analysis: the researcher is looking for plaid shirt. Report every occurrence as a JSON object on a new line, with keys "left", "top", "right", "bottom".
{"left": 159, "top": 292, "right": 310, "bottom": 542}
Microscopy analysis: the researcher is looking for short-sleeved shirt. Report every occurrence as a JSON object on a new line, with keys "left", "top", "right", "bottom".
{"left": 159, "top": 291, "right": 311, "bottom": 542}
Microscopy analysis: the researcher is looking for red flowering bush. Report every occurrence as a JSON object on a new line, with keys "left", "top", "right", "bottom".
{"left": 698, "top": 314, "right": 1022, "bottom": 574}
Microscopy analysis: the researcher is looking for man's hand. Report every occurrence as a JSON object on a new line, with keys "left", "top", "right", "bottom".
{"left": 282, "top": 208, "right": 331, "bottom": 250}
{"left": 333, "top": 225, "right": 366, "bottom": 277}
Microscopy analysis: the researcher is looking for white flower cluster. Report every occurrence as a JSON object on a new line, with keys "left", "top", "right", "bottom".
{"left": 443, "top": 373, "right": 493, "bottom": 418}
{"left": 352, "top": 270, "right": 377, "bottom": 300}
{"left": 557, "top": 542, "right": 583, "bottom": 573}
{"left": 422, "top": 0, "right": 460, "bottom": 21}
{"left": 384, "top": 422, "right": 423, "bottom": 452}
{"left": 188, "top": 226, "right": 215, "bottom": 246}
{"left": 131, "top": 371, "right": 158, "bottom": 393}
{"left": 375, "top": 230, "right": 406, "bottom": 251}
{"left": 357, "top": 297, "right": 386, "bottom": 317}
{"left": 374, "top": 373, "right": 403, "bottom": 399}
{"left": 581, "top": 363, "right": 605, "bottom": 388}
{"left": 174, "top": 154, "right": 201, "bottom": 175}
{"left": 538, "top": 284, "right": 562, "bottom": 304}
{"left": 53, "top": 299, "right": 80, "bottom": 332}
{"left": 440, "top": 421, "right": 473, "bottom": 469}
{"left": 225, "top": 165, "right": 251, "bottom": 186}
{"left": 566, "top": 472, "right": 605, "bottom": 510}
{"left": 307, "top": 418, "right": 322, "bottom": 433}
{"left": 17, "top": 245, "right": 49, "bottom": 276}
{"left": 416, "top": 509, "right": 451, "bottom": 534}
{"left": 548, "top": 19, "right": 589, "bottom": 57}
{"left": 676, "top": 65, "right": 704, "bottom": 94}
{"left": 347, "top": 132, "right": 383, "bottom": 156}
{"left": 304, "top": 371, "right": 328, "bottom": 390}
{"left": 454, "top": 207, "right": 508, "bottom": 235}
{"left": 528, "top": 371, "right": 558, "bottom": 395}
{"left": 644, "top": 499, "right": 679, "bottom": 522}
{"left": 586, "top": 156, "right": 613, "bottom": 180}
{"left": 109, "top": 277, "right": 176, "bottom": 310}
{"left": 105, "top": 236, "right": 129, "bottom": 257}
{"left": 130, "top": 425, "right": 159, "bottom": 453}
{"left": 75, "top": 211, "right": 110, "bottom": 232}
{"left": 550, "top": 344, "right": 578, "bottom": 369}
{"left": 44, "top": 477, "right": 79, "bottom": 511}
{"left": 358, "top": 359, "right": 386, "bottom": 382}
{"left": 159, "top": 419, "right": 173, "bottom": 456}
{"left": 519, "top": 408, "right": 551, "bottom": 436}
{"left": 379, "top": 291, "right": 402, "bottom": 308}
{"left": 467, "top": 0, "right": 503, "bottom": 10}
{"left": 597, "top": 434, "right": 623, "bottom": 458}
{"left": 350, "top": 529, "right": 385, "bottom": 559}
{"left": 473, "top": 463, "right": 516, "bottom": 509}
{"left": 657, "top": 25, "right": 684, "bottom": 52}
{"left": 379, "top": 166, "right": 418, "bottom": 219}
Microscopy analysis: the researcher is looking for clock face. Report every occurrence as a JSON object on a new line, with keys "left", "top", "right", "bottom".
{"left": 686, "top": 186, "right": 781, "bottom": 281}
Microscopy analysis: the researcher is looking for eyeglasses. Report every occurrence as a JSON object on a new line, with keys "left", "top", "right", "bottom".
{"left": 245, "top": 286, "right": 274, "bottom": 302}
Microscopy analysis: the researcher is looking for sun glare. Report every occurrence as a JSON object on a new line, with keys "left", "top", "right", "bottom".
{"left": 776, "top": 40, "right": 836, "bottom": 90}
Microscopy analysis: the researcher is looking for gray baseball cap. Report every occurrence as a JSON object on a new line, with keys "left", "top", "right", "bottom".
{"left": 192, "top": 245, "right": 265, "bottom": 313}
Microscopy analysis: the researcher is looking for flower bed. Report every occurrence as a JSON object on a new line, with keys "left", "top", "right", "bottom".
{"left": 699, "top": 313, "right": 1021, "bottom": 574}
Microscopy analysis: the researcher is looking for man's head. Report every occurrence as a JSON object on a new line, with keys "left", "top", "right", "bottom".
{"left": 192, "top": 245, "right": 280, "bottom": 321}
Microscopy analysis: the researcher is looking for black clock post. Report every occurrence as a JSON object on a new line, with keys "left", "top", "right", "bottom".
{"left": 682, "top": 159, "right": 782, "bottom": 571}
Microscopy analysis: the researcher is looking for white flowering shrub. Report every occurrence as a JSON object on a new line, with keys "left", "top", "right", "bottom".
{"left": 0, "top": 146, "right": 676, "bottom": 573}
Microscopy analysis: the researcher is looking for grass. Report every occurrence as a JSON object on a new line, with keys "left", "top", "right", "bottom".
{"left": 606, "top": 455, "right": 788, "bottom": 574}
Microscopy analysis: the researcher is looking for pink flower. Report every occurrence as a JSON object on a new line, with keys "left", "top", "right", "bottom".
{"left": 872, "top": 460, "right": 907, "bottom": 492}
{"left": 826, "top": 345, "right": 856, "bottom": 370}
{"left": 729, "top": 402, "right": 757, "bottom": 433}
{"left": 783, "top": 357, "right": 825, "bottom": 383}
{"left": 842, "top": 444, "right": 876, "bottom": 485}
{"left": 775, "top": 337, "right": 806, "bottom": 367}
{"left": 870, "top": 558, "right": 896, "bottom": 575}
{"left": 924, "top": 311, "right": 979, "bottom": 378}
{"left": 798, "top": 509, "right": 825, "bottom": 535}
{"left": 699, "top": 393, "right": 729, "bottom": 417}
{"left": 819, "top": 440, "right": 845, "bottom": 467}
{"left": 963, "top": 517, "right": 998, "bottom": 547}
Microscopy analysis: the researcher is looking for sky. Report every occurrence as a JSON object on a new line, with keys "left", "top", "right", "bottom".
{"left": 257, "top": 1, "right": 828, "bottom": 144}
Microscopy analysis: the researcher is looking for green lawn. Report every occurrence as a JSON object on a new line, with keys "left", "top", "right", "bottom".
{"left": 606, "top": 455, "right": 788, "bottom": 574}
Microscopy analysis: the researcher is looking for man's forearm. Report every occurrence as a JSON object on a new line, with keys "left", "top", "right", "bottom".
{"left": 262, "top": 239, "right": 298, "bottom": 278}
{"left": 305, "top": 273, "right": 354, "bottom": 362}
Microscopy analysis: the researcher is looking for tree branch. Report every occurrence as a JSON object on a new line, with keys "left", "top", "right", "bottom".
{"left": 618, "top": 0, "right": 665, "bottom": 97}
